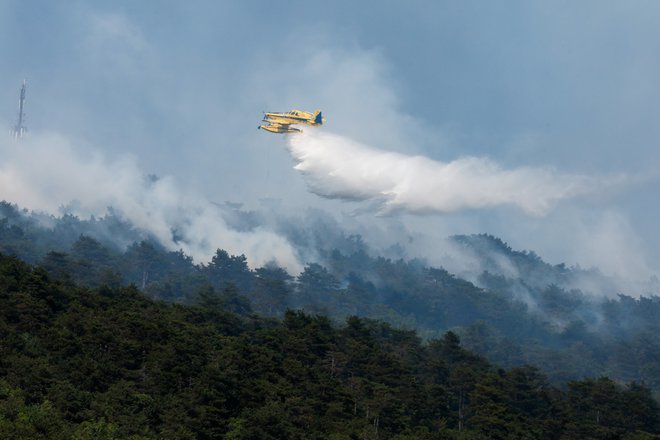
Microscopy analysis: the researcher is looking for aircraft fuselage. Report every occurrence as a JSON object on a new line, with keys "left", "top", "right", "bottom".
{"left": 258, "top": 109, "right": 324, "bottom": 134}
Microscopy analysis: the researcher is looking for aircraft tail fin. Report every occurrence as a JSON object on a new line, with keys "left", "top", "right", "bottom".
{"left": 313, "top": 110, "right": 323, "bottom": 125}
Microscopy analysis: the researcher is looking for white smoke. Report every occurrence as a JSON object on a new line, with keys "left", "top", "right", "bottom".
{"left": 287, "top": 130, "right": 606, "bottom": 216}
{"left": 0, "top": 129, "right": 302, "bottom": 273}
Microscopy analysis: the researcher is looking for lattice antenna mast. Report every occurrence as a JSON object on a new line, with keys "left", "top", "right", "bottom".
{"left": 11, "top": 80, "right": 27, "bottom": 139}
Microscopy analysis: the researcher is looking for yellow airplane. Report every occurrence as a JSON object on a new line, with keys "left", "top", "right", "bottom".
{"left": 258, "top": 109, "right": 324, "bottom": 133}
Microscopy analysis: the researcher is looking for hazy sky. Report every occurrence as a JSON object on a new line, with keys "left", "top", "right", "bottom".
{"left": 1, "top": 1, "right": 659, "bottom": 282}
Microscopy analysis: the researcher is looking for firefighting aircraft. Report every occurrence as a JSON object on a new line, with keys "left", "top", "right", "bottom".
{"left": 258, "top": 109, "right": 324, "bottom": 133}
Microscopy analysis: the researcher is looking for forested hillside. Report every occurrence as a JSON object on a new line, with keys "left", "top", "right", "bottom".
{"left": 1, "top": 201, "right": 659, "bottom": 401}
{"left": 0, "top": 253, "right": 658, "bottom": 439}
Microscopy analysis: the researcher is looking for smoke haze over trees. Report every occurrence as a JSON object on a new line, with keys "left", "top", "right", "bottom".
{"left": 1, "top": 201, "right": 658, "bottom": 404}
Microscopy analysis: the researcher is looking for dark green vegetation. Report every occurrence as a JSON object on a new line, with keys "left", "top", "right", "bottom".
{"left": 0, "top": 253, "right": 658, "bottom": 439}
{"left": 1, "top": 201, "right": 659, "bottom": 397}
{"left": 1, "top": 200, "right": 660, "bottom": 437}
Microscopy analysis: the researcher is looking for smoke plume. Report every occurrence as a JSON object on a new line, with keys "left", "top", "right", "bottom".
{"left": 0, "top": 129, "right": 302, "bottom": 272}
{"left": 287, "top": 131, "right": 602, "bottom": 216}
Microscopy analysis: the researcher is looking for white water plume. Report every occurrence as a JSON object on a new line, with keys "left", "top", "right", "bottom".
{"left": 287, "top": 131, "right": 602, "bottom": 216}
{"left": 0, "top": 130, "right": 302, "bottom": 272}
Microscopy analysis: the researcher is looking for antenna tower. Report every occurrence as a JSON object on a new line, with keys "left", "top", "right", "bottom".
{"left": 11, "top": 80, "right": 27, "bottom": 139}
